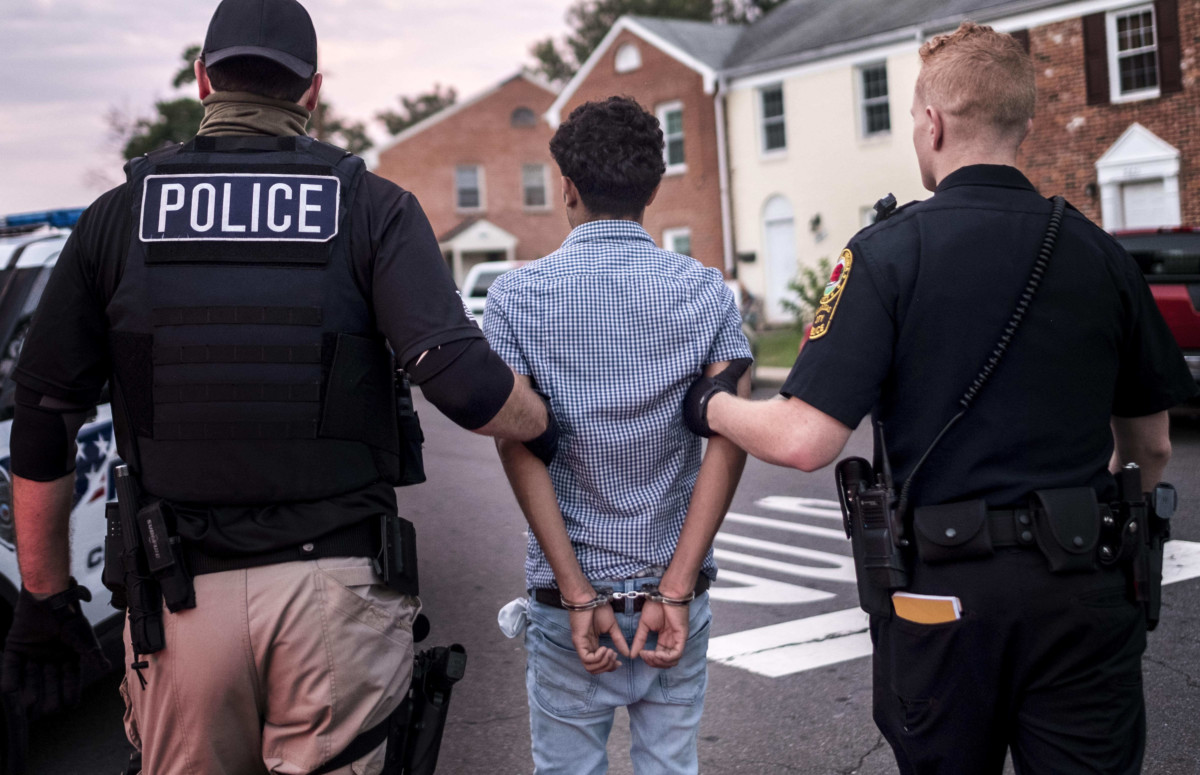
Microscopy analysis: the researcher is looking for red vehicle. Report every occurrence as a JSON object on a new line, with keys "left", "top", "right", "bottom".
{"left": 1115, "top": 228, "right": 1200, "bottom": 399}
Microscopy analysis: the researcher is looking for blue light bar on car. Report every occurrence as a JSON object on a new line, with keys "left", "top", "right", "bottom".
{"left": 0, "top": 208, "right": 85, "bottom": 229}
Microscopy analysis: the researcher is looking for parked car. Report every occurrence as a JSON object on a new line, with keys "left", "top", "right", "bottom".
{"left": 460, "top": 260, "right": 527, "bottom": 324}
{"left": 0, "top": 210, "right": 124, "bottom": 774}
{"left": 1115, "top": 228, "right": 1200, "bottom": 398}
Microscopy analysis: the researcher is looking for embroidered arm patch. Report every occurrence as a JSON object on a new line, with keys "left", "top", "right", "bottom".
{"left": 809, "top": 248, "right": 852, "bottom": 340}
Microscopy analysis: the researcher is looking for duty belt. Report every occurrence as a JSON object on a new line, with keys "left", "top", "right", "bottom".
{"left": 183, "top": 518, "right": 380, "bottom": 576}
{"left": 986, "top": 505, "right": 1115, "bottom": 549}
{"left": 532, "top": 575, "right": 711, "bottom": 613}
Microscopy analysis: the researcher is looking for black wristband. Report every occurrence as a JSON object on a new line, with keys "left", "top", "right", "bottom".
{"left": 523, "top": 394, "right": 559, "bottom": 466}
{"left": 683, "top": 358, "right": 752, "bottom": 437}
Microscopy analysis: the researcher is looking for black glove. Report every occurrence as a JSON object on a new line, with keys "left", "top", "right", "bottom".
{"left": 683, "top": 358, "right": 753, "bottom": 437}
{"left": 2, "top": 579, "right": 111, "bottom": 715}
{"left": 523, "top": 393, "right": 559, "bottom": 466}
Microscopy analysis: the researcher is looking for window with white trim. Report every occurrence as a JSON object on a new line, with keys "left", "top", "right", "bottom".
{"left": 760, "top": 84, "right": 786, "bottom": 153}
{"left": 455, "top": 165, "right": 483, "bottom": 210}
{"left": 663, "top": 227, "right": 692, "bottom": 257}
{"left": 657, "top": 102, "right": 686, "bottom": 173}
{"left": 522, "top": 164, "right": 548, "bottom": 209}
{"left": 615, "top": 43, "right": 642, "bottom": 73}
{"left": 1108, "top": 4, "right": 1160, "bottom": 101}
{"left": 858, "top": 62, "right": 890, "bottom": 137}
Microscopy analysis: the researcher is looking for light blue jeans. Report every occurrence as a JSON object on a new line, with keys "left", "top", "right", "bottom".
{"left": 525, "top": 577, "right": 713, "bottom": 775}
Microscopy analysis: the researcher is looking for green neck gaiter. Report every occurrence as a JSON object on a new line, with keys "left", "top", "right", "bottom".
{"left": 196, "top": 91, "right": 310, "bottom": 138}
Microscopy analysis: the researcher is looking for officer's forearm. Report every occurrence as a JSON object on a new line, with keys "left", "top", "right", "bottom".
{"left": 495, "top": 438, "right": 592, "bottom": 602}
{"left": 12, "top": 473, "right": 75, "bottom": 596}
{"left": 707, "top": 394, "right": 852, "bottom": 472}
{"left": 1110, "top": 411, "right": 1172, "bottom": 486}
{"left": 474, "top": 374, "right": 548, "bottom": 441}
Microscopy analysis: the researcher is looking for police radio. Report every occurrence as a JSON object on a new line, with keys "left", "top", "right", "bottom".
{"left": 836, "top": 421, "right": 909, "bottom": 616}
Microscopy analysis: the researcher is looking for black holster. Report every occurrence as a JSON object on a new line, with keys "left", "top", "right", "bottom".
{"left": 387, "top": 644, "right": 467, "bottom": 774}
{"left": 108, "top": 466, "right": 196, "bottom": 655}
{"left": 1111, "top": 466, "right": 1175, "bottom": 631}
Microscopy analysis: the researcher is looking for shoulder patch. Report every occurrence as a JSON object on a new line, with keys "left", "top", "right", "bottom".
{"left": 808, "top": 248, "right": 852, "bottom": 340}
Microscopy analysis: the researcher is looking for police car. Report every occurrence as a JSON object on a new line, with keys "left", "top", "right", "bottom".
{"left": 0, "top": 210, "right": 124, "bottom": 773}
{"left": 1116, "top": 228, "right": 1200, "bottom": 401}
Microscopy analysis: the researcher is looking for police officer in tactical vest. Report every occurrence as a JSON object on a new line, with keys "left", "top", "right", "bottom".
{"left": 684, "top": 21, "right": 1196, "bottom": 775}
{"left": 0, "top": 0, "right": 557, "bottom": 772}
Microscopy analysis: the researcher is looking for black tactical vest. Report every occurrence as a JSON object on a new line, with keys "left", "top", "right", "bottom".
{"left": 111, "top": 136, "right": 404, "bottom": 504}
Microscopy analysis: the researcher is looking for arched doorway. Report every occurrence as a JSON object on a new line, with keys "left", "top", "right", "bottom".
{"left": 763, "top": 195, "right": 797, "bottom": 324}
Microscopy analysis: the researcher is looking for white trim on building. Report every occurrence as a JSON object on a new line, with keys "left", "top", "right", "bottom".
{"left": 1095, "top": 123, "right": 1181, "bottom": 230}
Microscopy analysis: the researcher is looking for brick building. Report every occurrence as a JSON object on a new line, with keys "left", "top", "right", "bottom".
{"left": 373, "top": 73, "right": 564, "bottom": 284}
{"left": 547, "top": 17, "right": 742, "bottom": 272}
{"left": 1017, "top": 0, "right": 1197, "bottom": 230}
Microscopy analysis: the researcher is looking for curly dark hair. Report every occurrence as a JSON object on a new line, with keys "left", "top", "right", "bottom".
{"left": 549, "top": 96, "right": 665, "bottom": 218}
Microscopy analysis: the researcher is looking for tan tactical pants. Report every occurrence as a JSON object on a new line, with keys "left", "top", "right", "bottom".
{"left": 121, "top": 556, "right": 418, "bottom": 775}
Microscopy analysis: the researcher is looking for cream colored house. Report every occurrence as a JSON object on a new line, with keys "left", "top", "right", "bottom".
{"left": 715, "top": 0, "right": 1171, "bottom": 324}
{"left": 723, "top": 45, "right": 926, "bottom": 323}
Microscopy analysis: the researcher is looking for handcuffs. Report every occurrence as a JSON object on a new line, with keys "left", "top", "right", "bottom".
{"left": 559, "top": 584, "right": 695, "bottom": 611}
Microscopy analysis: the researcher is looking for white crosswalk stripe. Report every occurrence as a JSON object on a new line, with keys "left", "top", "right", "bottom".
{"left": 709, "top": 495, "right": 1200, "bottom": 679}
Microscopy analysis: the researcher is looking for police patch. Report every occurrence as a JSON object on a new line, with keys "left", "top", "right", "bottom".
{"left": 139, "top": 174, "right": 340, "bottom": 243}
{"left": 808, "top": 248, "right": 852, "bottom": 340}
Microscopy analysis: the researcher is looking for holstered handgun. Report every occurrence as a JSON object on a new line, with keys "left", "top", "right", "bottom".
{"left": 836, "top": 421, "right": 909, "bottom": 617}
{"left": 385, "top": 642, "right": 467, "bottom": 775}
{"left": 1114, "top": 463, "right": 1174, "bottom": 631}
{"left": 113, "top": 466, "right": 166, "bottom": 655}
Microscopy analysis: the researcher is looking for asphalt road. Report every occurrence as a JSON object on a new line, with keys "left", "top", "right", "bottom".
{"left": 27, "top": 392, "right": 1200, "bottom": 774}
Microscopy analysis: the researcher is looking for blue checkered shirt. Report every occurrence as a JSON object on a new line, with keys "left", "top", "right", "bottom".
{"left": 483, "top": 220, "right": 752, "bottom": 589}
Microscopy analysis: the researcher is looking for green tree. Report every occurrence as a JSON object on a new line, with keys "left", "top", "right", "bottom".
{"left": 173, "top": 44, "right": 202, "bottom": 88}
{"left": 312, "top": 101, "right": 373, "bottom": 155}
{"left": 119, "top": 98, "right": 207, "bottom": 159}
{"left": 713, "top": 0, "right": 787, "bottom": 24}
{"left": 530, "top": 0, "right": 785, "bottom": 83}
{"left": 376, "top": 84, "right": 458, "bottom": 136}
{"left": 780, "top": 256, "right": 833, "bottom": 331}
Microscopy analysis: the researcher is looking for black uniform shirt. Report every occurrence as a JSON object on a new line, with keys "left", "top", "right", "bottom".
{"left": 782, "top": 165, "right": 1197, "bottom": 508}
{"left": 13, "top": 161, "right": 482, "bottom": 554}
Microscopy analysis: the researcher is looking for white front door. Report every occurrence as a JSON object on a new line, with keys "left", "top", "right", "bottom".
{"left": 764, "top": 196, "right": 796, "bottom": 324}
{"left": 1121, "top": 179, "right": 1169, "bottom": 229}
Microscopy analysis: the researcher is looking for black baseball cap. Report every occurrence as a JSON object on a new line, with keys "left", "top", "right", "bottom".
{"left": 203, "top": 0, "right": 318, "bottom": 79}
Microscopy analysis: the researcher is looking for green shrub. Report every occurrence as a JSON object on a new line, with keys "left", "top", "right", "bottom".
{"left": 780, "top": 256, "right": 832, "bottom": 331}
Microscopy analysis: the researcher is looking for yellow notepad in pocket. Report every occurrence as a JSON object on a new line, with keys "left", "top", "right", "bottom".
{"left": 892, "top": 592, "right": 963, "bottom": 624}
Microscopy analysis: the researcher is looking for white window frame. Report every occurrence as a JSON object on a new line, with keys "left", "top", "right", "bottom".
{"left": 758, "top": 83, "right": 787, "bottom": 156}
{"left": 615, "top": 43, "right": 642, "bottom": 73}
{"left": 857, "top": 61, "right": 891, "bottom": 139}
{"left": 521, "top": 163, "right": 551, "bottom": 211}
{"left": 1107, "top": 3, "right": 1161, "bottom": 103}
{"left": 657, "top": 101, "right": 687, "bottom": 175}
{"left": 455, "top": 165, "right": 485, "bottom": 212}
{"left": 662, "top": 227, "right": 692, "bottom": 257}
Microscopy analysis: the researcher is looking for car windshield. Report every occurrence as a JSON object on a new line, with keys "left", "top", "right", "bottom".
{"left": 467, "top": 268, "right": 509, "bottom": 298}
{"left": 1118, "top": 232, "right": 1200, "bottom": 282}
